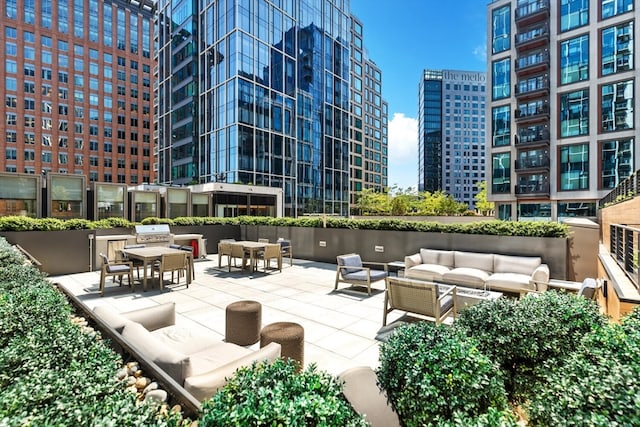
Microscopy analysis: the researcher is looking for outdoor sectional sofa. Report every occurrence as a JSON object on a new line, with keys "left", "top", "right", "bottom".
{"left": 93, "top": 302, "right": 281, "bottom": 402}
{"left": 404, "top": 248, "right": 550, "bottom": 295}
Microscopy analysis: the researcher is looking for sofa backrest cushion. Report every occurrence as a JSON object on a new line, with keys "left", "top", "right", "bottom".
{"left": 122, "top": 302, "right": 176, "bottom": 332}
{"left": 420, "top": 249, "right": 454, "bottom": 268}
{"left": 93, "top": 305, "right": 128, "bottom": 333}
{"left": 454, "top": 251, "right": 494, "bottom": 272}
{"left": 121, "top": 321, "right": 190, "bottom": 384}
{"left": 493, "top": 254, "right": 541, "bottom": 275}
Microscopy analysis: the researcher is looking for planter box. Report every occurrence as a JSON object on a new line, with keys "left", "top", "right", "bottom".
{"left": 0, "top": 230, "right": 93, "bottom": 275}
{"left": 242, "top": 225, "right": 568, "bottom": 280}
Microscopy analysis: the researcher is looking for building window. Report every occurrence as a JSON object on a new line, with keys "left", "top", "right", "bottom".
{"left": 491, "top": 5, "right": 510, "bottom": 54}
{"left": 492, "top": 105, "right": 510, "bottom": 147}
{"left": 492, "top": 152, "right": 511, "bottom": 193}
{"left": 558, "top": 202, "right": 596, "bottom": 218}
{"left": 560, "top": 34, "right": 589, "bottom": 84}
{"left": 560, "top": 144, "right": 589, "bottom": 190}
{"left": 601, "top": 21, "right": 634, "bottom": 76}
{"left": 492, "top": 58, "right": 510, "bottom": 100}
{"left": 561, "top": 0, "right": 589, "bottom": 32}
{"left": 600, "top": 138, "right": 633, "bottom": 189}
{"left": 560, "top": 89, "right": 589, "bottom": 137}
{"left": 602, "top": 0, "right": 633, "bottom": 19}
{"left": 601, "top": 80, "right": 634, "bottom": 132}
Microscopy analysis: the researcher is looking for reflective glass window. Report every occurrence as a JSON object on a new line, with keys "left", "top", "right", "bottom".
{"left": 602, "top": 22, "right": 633, "bottom": 75}
{"left": 560, "top": 144, "right": 589, "bottom": 190}
{"left": 492, "top": 152, "right": 510, "bottom": 193}
{"left": 492, "top": 105, "right": 510, "bottom": 147}
{"left": 492, "top": 5, "right": 510, "bottom": 54}
{"left": 602, "top": 0, "right": 633, "bottom": 19}
{"left": 561, "top": 0, "right": 588, "bottom": 32}
{"left": 492, "top": 58, "right": 510, "bottom": 100}
{"left": 560, "top": 89, "right": 589, "bottom": 137}
{"left": 600, "top": 138, "right": 633, "bottom": 189}
{"left": 560, "top": 34, "right": 588, "bottom": 84}
{"left": 601, "top": 80, "right": 633, "bottom": 132}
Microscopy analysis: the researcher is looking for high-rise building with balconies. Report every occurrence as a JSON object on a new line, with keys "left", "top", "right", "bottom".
{"left": 0, "top": 0, "right": 155, "bottom": 185}
{"left": 154, "top": 0, "right": 386, "bottom": 217}
{"left": 487, "top": 0, "right": 637, "bottom": 221}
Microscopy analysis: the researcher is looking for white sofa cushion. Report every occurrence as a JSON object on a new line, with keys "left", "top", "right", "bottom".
{"left": 420, "top": 249, "right": 454, "bottom": 268}
{"left": 493, "top": 254, "right": 541, "bottom": 275}
{"left": 121, "top": 321, "right": 190, "bottom": 384}
{"left": 153, "top": 325, "right": 222, "bottom": 355}
{"left": 187, "top": 342, "right": 253, "bottom": 378}
{"left": 405, "top": 263, "right": 450, "bottom": 282}
{"left": 485, "top": 272, "right": 535, "bottom": 292}
{"left": 442, "top": 267, "right": 490, "bottom": 288}
{"left": 454, "top": 251, "right": 494, "bottom": 272}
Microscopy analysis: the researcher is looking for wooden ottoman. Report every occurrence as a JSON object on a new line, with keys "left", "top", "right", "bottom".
{"left": 225, "top": 300, "right": 262, "bottom": 345}
{"left": 260, "top": 322, "right": 304, "bottom": 369}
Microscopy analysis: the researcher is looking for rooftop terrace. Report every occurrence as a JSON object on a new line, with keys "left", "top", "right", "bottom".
{"left": 53, "top": 256, "right": 411, "bottom": 376}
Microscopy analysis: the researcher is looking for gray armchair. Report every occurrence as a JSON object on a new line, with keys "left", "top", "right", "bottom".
{"left": 335, "top": 253, "right": 388, "bottom": 295}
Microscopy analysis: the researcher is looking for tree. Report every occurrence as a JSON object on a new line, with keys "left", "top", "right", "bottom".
{"left": 355, "top": 188, "right": 390, "bottom": 215}
{"left": 474, "top": 181, "right": 495, "bottom": 216}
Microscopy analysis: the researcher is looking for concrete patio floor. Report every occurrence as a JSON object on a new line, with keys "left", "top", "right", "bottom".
{"left": 51, "top": 256, "right": 412, "bottom": 376}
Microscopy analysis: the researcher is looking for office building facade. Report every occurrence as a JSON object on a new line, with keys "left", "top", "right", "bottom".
{"left": 487, "top": 0, "right": 638, "bottom": 221}
{"left": 0, "top": 0, "right": 155, "bottom": 185}
{"left": 418, "top": 69, "right": 487, "bottom": 209}
{"left": 348, "top": 15, "right": 388, "bottom": 212}
{"left": 155, "top": 0, "right": 386, "bottom": 217}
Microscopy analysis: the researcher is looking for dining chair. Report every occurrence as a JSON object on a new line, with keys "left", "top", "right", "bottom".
{"left": 152, "top": 252, "right": 188, "bottom": 291}
{"left": 256, "top": 244, "right": 282, "bottom": 273}
{"left": 229, "top": 244, "right": 248, "bottom": 272}
{"left": 218, "top": 241, "right": 234, "bottom": 268}
{"left": 121, "top": 244, "right": 146, "bottom": 278}
{"left": 277, "top": 238, "right": 293, "bottom": 266}
{"left": 98, "top": 253, "right": 134, "bottom": 297}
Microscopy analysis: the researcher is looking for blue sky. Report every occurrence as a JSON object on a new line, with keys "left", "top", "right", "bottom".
{"left": 350, "top": 0, "right": 488, "bottom": 191}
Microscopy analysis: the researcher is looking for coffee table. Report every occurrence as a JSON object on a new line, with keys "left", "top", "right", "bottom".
{"left": 440, "top": 285, "right": 502, "bottom": 311}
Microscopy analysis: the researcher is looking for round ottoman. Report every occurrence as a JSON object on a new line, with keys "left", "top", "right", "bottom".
{"left": 225, "top": 300, "right": 262, "bottom": 345}
{"left": 260, "top": 322, "right": 304, "bottom": 369}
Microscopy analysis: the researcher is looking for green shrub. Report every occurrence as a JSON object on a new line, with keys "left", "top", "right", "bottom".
{"left": 200, "top": 358, "right": 367, "bottom": 427}
{"left": 454, "top": 291, "right": 607, "bottom": 402}
{"left": 527, "top": 319, "right": 640, "bottom": 426}
{"left": 377, "top": 322, "right": 508, "bottom": 426}
{"left": 93, "top": 217, "right": 136, "bottom": 228}
{"left": 0, "top": 238, "right": 184, "bottom": 426}
{"left": 438, "top": 407, "right": 519, "bottom": 427}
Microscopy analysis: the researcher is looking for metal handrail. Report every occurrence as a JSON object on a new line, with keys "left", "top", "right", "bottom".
{"left": 608, "top": 224, "right": 639, "bottom": 288}
{"left": 599, "top": 170, "right": 640, "bottom": 207}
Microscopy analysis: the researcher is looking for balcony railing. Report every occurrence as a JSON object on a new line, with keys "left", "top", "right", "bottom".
{"left": 610, "top": 223, "right": 639, "bottom": 288}
{"left": 515, "top": 126, "right": 550, "bottom": 146}
{"left": 515, "top": 77, "right": 549, "bottom": 97}
{"left": 599, "top": 170, "right": 640, "bottom": 207}
{"left": 515, "top": 181, "right": 550, "bottom": 195}
{"left": 515, "top": 155, "right": 550, "bottom": 171}
{"left": 515, "top": 0, "right": 550, "bottom": 25}
{"left": 515, "top": 25, "right": 549, "bottom": 49}
{"left": 515, "top": 102, "right": 550, "bottom": 122}
{"left": 515, "top": 51, "right": 549, "bottom": 75}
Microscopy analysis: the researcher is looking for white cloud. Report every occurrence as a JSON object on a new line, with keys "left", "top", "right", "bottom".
{"left": 387, "top": 113, "right": 419, "bottom": 190}
{"left": 388, "top": 113, "right": 418, "bottom": 163}
{"left": 473, "top": 44, "right": 487, "bottom": 63}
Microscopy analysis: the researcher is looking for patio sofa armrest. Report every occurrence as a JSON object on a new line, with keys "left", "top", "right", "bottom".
{"left": 437, "top": 284, "right": 456, "bottom": 300}
{"left": 123, "top": 302, "right": 176, "bottom": 332}
{"left": 404, "top": 253, "right": 422, "bottom": 269}
{"left": 183, "top": 342, "right": 281, "bottom": 402}
{"left": 530, "top": 264, "right": 550, "bottom": 291}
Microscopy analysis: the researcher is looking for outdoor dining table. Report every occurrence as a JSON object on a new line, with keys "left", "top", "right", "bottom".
{"left": 121, "top": 246, "right": 191, "bottom": 291}
{"left": 231, "top": 241, "right": 267, "bottom": 273}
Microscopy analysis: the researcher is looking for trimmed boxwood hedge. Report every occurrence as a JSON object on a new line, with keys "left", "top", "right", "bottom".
{"left": 0, "top": 215, "right": 569, "bottom": 238}
{"left": 0, "top": 238, "right": 186, "bottom": 426}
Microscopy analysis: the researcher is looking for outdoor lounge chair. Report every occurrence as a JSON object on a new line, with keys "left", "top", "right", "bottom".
{"left": 335, "top": 253, "right": 388, "bottom": 295}
{"left": 383, "top": 276, "right": 457, "bottom": 326}
{"left": 577, "top": 278, "right": 601, "bottom": 300}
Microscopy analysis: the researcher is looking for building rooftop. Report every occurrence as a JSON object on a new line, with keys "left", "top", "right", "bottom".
{"left": 52, "top": 256, "right": 412, "bottom": 376}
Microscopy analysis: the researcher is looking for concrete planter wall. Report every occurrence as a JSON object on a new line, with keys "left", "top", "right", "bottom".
{"left": 242, "top": 225, "right": 569, "bottom": 280}
{"left": 0, "top": 230, "right": 93, "bottom": 275}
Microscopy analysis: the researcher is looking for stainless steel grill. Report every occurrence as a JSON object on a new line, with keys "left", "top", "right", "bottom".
{"left": 134, "top": 224, "right": 171, "bottom": 244}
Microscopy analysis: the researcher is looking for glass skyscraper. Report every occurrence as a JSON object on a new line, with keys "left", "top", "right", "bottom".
{"left": 155, "top": 0, "right": 386, "bottom": 217}
{"left": 418, "top": 69, "right": 487, "bottom": 209}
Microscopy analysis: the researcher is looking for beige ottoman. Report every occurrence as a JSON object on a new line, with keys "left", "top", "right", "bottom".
{"left": 225, "top": 300, "right": 262, "bottom": 345}
{"left": 260, "top": 322, "right": 304, "bottom": 370}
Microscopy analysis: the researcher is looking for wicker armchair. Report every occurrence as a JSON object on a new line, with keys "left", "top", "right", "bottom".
{"left": 383, "top": 277, "right": 457, "bottom": 326}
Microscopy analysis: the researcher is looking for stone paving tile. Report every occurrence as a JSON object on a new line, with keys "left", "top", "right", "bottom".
{"left": 51, "top": 255, "right": 419, "bottom": 376}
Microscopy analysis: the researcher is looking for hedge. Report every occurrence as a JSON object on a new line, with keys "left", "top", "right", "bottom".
{"left": 0, "top": 215, "right": 569, "bottom": 238}
{"left": 0, "top": 238, "right": 185, "bottom": 426}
